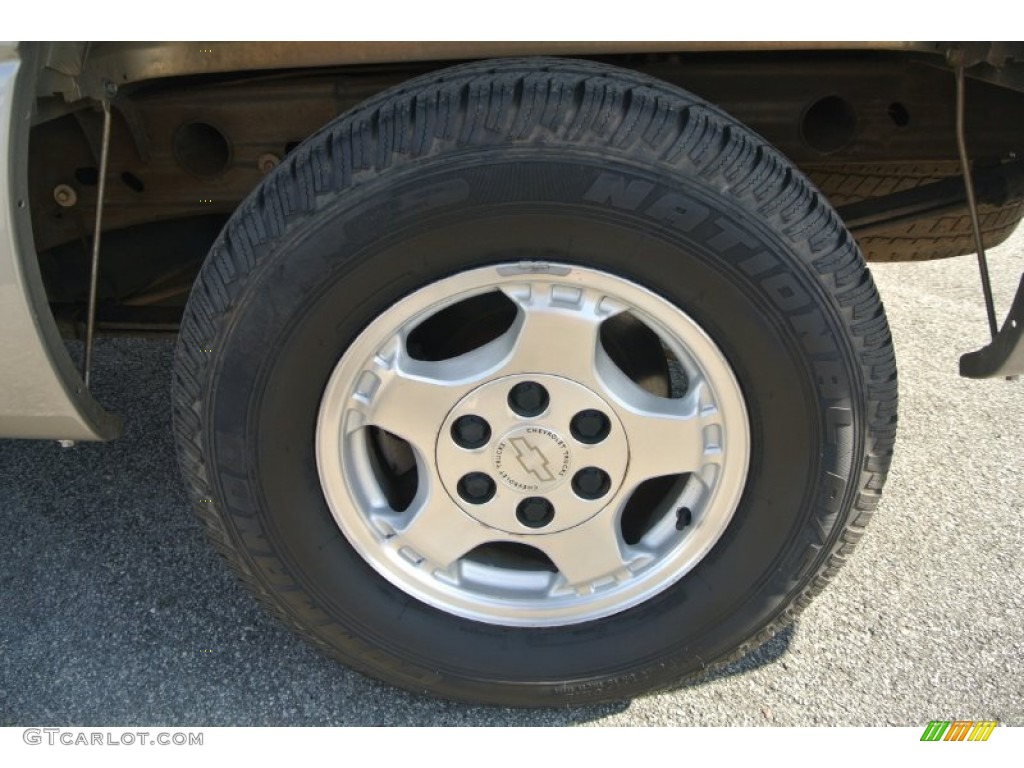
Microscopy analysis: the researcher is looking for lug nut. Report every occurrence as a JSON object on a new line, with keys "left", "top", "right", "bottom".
{"left": 572, "top": 467, "right": 611, "bottom": 500}
{"left": 451, "top": 415, "right": 491, "bottom": 449}
{"left": 508, "top": 381, "right": 549, "bottom": 417}
{"left": 570, "top": 409, "right": 611, "bottom": 444}
{"left": 457, "top": 472, "right": 496, "bottom": 505}
{"left": 516, "top": 497, "right": 555, "bottom": 528}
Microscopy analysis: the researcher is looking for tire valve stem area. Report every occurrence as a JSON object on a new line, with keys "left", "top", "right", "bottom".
{"left": 676, "top": 507, "right": 693, "bottom": 530}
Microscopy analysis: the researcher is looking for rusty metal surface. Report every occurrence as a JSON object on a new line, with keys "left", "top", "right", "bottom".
{"left": 22, "top": 42, "right": 1024, "bottom": 345}
{"left": 39, "top": 41, "right": 938, "bottom": 101}
{"left": 29, "top": 52, "right": 1024, "bottom": 257}
{"left": 29, "top": 74, "right": 361, "bottom": 252}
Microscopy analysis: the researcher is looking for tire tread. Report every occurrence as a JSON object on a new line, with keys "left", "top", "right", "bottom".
{"left": 172, "top": 58, "right": 899, "bottom": 705}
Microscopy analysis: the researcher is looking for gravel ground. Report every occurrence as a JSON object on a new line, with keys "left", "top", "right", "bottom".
{"left": 1, "top": 229, "right": 1021, "bottom": 727}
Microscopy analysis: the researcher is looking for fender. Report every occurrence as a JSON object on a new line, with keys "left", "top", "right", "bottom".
{"left": 0, "top": 43, "right": 120, "bottom": 440}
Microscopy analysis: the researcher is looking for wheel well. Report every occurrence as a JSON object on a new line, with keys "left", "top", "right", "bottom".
{"left": 27, "top": 48, "right": 1024, "bottom": 337}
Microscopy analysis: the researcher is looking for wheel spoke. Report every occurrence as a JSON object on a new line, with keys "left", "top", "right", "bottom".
{"left": 498, "top": 283, "right": 620, "bottom": 385}
{"left": 536, "top": 513, "right": 631, "bottom": 589}
{"left": 388, "top": 483, "right": 495, "bottom": 570}
{"left": 318, "top": 263, "right": 749, "bottom": 627}
{"left": 602, "top": 363, "right": 712, "bottom": 484}
{"left": 356, "top": 332, "right": 511, "bottom": 452}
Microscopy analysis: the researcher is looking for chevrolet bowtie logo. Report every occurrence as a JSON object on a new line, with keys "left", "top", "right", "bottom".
{"left": 509, "top": 437, "right": 555, "bottom": 482}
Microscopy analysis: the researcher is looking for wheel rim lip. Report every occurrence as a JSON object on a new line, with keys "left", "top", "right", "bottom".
{"left": 316, "top": 262, "right": 751, "bottom": 627}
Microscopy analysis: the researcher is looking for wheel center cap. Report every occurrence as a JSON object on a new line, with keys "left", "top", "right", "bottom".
{"left": 435, "top": 373, "right": 629, "bottom": 535}
{"left": 493, "top": 426, "right": 571, "bottom": 494}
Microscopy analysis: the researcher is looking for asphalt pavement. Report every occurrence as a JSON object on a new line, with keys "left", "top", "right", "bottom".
{"left": 1, "top": 229, "right": 1022, "bottom": 727}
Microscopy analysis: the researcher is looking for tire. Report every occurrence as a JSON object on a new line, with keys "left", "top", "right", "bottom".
{"left": 172, "top": 58, "right": 898, "bottom": 706}
{"left": 806, "top": 162, "right": 1024, "bottom": 262}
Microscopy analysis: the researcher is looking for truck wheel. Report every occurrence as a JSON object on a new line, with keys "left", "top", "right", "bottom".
{"left": 172, "top": 58, "right": 897, "bottom": 706}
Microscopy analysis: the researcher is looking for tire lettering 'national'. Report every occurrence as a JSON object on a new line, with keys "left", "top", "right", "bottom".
{"left": 645, "top": 193, "right": 710, "bottom": 233}
{"left": 583, "top": 173, "right": 654, "bottom": 210}
{"left": 706, "top": 217, "right": 759, "bottom": 253}
{"left": 583, "top": 173, "right": 709, "bottom": 233}
{"left": 791, "top": 309, "right": 837, "bottom": 355}
{"left": 761, "top": 272, "right": 812, "bottom": 312}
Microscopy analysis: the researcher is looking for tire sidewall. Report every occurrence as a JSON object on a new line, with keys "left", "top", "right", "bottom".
{"left": 200, "top": 150, "right": 862, "bottom": 702}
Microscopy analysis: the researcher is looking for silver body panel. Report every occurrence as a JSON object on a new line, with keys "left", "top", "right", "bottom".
{"left": 0, "top": 43, "right": 120, "bottom": 440}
